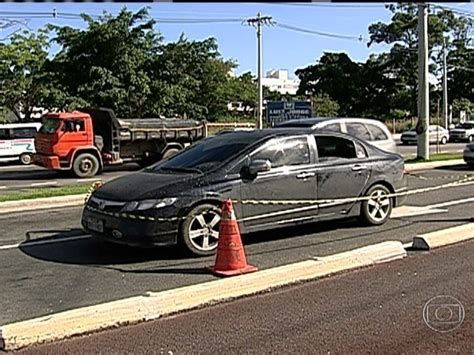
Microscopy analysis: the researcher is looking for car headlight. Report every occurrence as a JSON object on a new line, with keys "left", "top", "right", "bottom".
{"left": 122, "top": 198, "right": 177, "bottom": 212}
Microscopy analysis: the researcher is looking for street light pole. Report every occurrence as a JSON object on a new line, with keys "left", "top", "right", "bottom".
{"left": 442, "top": 37, "right": 449, "bottom": 130}
{"left": 417, "top": 3, "right": 430, "bottom": 160}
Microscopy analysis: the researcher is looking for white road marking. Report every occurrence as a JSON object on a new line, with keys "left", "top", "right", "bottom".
{"left": 392, "top": 206, "right": 448, "bottom": 218}
{"left": 77, "top": 178, "right": 102, "bottom": 183}
{"left": 430, "top": 197, "right": 474, "bottom": 209}
{"left": 0, "top": 186, "right": 6, "bottom": 189}
{"left": 30, "top": 182, "right": 58, "bottom": 187}
{"left": 0, "top": 234, "right": 91, "bottom": 251}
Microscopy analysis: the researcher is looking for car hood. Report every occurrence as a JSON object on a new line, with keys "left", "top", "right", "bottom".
{"left": 93, "top": 171, "right": 204, "bottom": 201}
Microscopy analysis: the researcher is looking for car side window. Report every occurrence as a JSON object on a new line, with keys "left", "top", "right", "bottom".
{"left": 367, "top": 124, "right": 388, "bottom": 141}
{"left": 11, "top": 128, "right": 37, "bottom": 139}
{"left": 346, "top": 122, "right": 371, "bottom": 141}
{"left": 315, "top": 136, "right": 358, "bottom": 161}
{"left": 252, "top": 137, "right": 310, "bottom": 169}
{"left": 321, "top": 123, "right": 341, "bottom": 132}
{"left": 0, "top": 129, "right": 10, "bottom": 139}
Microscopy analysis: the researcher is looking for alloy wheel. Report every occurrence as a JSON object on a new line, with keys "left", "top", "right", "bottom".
{"left": 367, "top": 189, "right": 391, "bottom": 223}
{"left": 187, "top": 210, "right": 221, "bottom": 252}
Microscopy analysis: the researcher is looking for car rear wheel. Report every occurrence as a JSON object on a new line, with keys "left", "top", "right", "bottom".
{"left": 360, "top": 185, "right": 392, "bottom": 226}
{"left": 179, "top": 204, "right": 221, "bottom": 256}
{"left": 162, "top": 147, "right": 181, "bottom": 160}
{"left": 440, "top": 136, "right": 447, "bottom": 145}
{"left": 19, "top": 153, "right": 33, "bottom": 165}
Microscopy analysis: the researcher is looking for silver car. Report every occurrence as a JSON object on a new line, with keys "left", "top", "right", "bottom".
{"left": 276, "top": 117, "right": 397, "bottom": 153}
{"left": 463, "top": 143, "right": 474, "bottom": 168}
{"left": 400, "top": 125, "right": 449, "bottom": 145}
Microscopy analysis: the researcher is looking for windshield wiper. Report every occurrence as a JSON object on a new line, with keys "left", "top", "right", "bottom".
{"left": 160, "top": 167, "right": 203, "bottom": 174}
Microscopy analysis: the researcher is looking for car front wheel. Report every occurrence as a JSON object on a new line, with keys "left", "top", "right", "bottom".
{"left": 179, "top": 204, "right": 222, "bottom": 256}
{"left": 360, "top": 185, "right": 393, "bottom": 226}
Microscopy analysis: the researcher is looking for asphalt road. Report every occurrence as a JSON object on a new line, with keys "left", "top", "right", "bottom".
{"left": 20, "top": 239, "right": 473, "bottom": 354}
{"left": 0, "top": 140, "right": 466, "bottom": 194}
{"left": 0, "top": 166, "right": 473, "bottom": 328}
{"left": 0, "top": 163, "right": 141, "bottom": 194}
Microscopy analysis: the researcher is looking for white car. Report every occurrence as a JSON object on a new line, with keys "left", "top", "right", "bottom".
{"left": 400, "top": 125, "right": 449, "bottom": 145}
{"left": 450, "top": 121, "right": 474, "bottom": 143}
{"left": 275, "top": 117, "right": 397, "bottom": 153}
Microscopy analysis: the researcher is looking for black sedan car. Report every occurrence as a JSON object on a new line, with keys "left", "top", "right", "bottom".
{"left": 82, "top": 129, "right": 407, "bottom": 256}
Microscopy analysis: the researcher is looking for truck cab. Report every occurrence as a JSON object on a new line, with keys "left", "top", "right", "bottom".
{"left": 34, "top": 111, "right": 102, "bottom": 177}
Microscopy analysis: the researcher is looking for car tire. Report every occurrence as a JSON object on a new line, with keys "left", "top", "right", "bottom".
{"left": 179, "top": 203, "right": 222, "bottom": 257}
{"left": 19, "top": 153, "right": 33, "bottom": 165}
{"left": 469, "top": 136, "right": 474, "bottom": 143}
{"left": 359, "top": 184, "right": 393, "bottom": 226}
{"left": 441, "top": 136, "right": 447, "bottom": 145}
{"left": 72, "top": 153, "right": 100, "bottom": 178}
{"left": 162, "top": 147, "right": 181, "bottom": 160}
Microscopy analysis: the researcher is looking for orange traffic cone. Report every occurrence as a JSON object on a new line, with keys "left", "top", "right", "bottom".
{"left": 208, "top": 199, "right": 258, "bottom": 277}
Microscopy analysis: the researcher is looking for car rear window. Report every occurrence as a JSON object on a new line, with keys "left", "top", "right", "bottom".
{"left": 367, "top": 124, "right": 388, "bottom": 141}
{"left": 346, "top": 123, "right": 371, "bottom": 141}
{"left": 315, "top": 136, "right": 357, "bottom": 160}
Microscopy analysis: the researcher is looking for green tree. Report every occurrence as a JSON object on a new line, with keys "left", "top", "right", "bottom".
{"left": 48, "top": 8, "right": 161, "bottom": 117}
{"left": 311, "top": 94, "right": 339, "bottom": 116}
{"left": 0, "top": 30, "right": 50, "bottom": 121}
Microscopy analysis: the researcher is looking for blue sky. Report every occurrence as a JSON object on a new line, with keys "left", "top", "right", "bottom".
{"left": 1, "top": 3, "right": 472, "bottom": 77}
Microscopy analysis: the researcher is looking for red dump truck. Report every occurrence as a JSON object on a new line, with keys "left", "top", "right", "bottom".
{"left": 33, "top": 108, "right": 207, "bottom": 178}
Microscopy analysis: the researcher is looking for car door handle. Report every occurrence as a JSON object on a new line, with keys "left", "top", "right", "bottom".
{"left": 352, "top": 165, "right": 367, "bottom": 172}
{"left": 296, "top": 172, "right": 316, "bottom": 179}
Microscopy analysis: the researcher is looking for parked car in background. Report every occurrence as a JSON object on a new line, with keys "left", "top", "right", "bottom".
{"left": 449, "top": 121, "right": 474, "bottom": 143}
{"left": 83, "top": 128, "right": 407, "bottom": 256}
{"left": 463, "top": 143, "right": 474, "bottom": 168}
{"left": 275, "top": 117, "right": 397, "bottom": 153}
{"left": 0, "top": 122, "right": 42, "bottom": 165}
{"left": 400, "top": 125, "right": 449, "bottom": 145}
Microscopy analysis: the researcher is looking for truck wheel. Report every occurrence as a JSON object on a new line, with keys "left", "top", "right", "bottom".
{"left": 179, "top": 204, "right": 221, "bottom": 257}
{"left": 19, "top": 153, "right": 33, "bottom": 165}
{"left": 162, "top": 148, "right": 181, "bottom": 160}
{"left": 73, "top": 153, "right": 100, "bottom": 178}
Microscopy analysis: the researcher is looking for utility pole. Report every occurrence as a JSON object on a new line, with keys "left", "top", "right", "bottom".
{"left": 417, "top": 3, "right": 429, "bottom": 160}
{"left": 442, "top": 37, "right": 449, "bottom": 130}
{"left": 246, "top": 13, "right": 273, "bottom": 129}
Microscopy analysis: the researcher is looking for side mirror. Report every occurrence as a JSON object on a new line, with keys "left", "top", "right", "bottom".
{"left": 241, "top": 159, "right": 271, "bottom": 179}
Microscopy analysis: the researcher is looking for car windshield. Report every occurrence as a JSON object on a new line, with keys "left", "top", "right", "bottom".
{"left": 147, "top": 136, "right": 251, "bottom": 174}
{"left": 39, "top": 118, "right": 60, "bottom": 134}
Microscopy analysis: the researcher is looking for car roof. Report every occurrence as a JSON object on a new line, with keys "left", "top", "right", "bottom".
{"left": 276, "top": 117, "right": 387, "bottom": 128}
{"left": 211, "top": 127, "right": 365, "bottom": 144}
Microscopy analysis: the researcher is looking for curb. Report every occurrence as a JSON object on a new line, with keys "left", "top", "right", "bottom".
{"left": 0, "top": 194, "right": 87, "bottom": 215}
{"left": 412, "top": 222, "right": 474, "bottom": 250}
{"left": 405, "top": 159, "right": 465, "bottom": 172}
{"left": 0, "top": 241, "right": 406, "bottom": 351}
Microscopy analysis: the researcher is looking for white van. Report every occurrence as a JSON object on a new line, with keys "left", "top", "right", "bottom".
{"left": 276, "top": 117, "right": 397, "bottom": 154}
{"left": 0, "top": 122, "right": 42, "bottom": 165}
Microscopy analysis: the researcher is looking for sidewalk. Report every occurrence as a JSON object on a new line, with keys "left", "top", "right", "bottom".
{"left": 0, "top": 159, "right": 468, "bottom": 214}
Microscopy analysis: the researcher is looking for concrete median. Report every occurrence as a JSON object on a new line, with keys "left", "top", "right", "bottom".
{"left": 0, "top": 240, "right": 406, "bottom": 351}
{"left": 412, "top": 223, "right": 474, "bottom": 250}
{"left": 0, "top": 194, "right": 87, "bottom": 215}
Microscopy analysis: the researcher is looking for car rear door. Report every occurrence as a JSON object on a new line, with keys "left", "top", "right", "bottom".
{"left": 313, "top": 135, "right": 371, "bottom": 216}
{"left": 239, "top": 135, "right": 318, "bottom": 231}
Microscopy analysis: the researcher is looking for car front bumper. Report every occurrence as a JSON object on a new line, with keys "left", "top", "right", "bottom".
{"left": 33, "top": 153, "right": 61, "bottom": 169}
{"left": 81, "top": 205, "right": 180, "bottom": 247}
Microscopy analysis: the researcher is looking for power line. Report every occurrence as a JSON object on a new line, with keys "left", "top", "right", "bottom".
{"left": 275, "top": 22, "right": 368, "bottom": 42}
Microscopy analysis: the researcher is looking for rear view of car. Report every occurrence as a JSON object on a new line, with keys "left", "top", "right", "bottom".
{"left": 276, "top": 117, "right": 397, "bottom": 153}
{"left": 450, "top": 121, "right": 474, "bottom": 143}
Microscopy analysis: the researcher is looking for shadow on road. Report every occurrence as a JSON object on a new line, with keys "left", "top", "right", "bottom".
{"left": 434, "top": 164, "right": 471, "bottom": 171}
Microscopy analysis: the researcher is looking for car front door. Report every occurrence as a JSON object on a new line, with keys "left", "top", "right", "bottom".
{"left": 313, "top": 135, "right": 371, "bottom": 217}
{"left": 239, "top": 135, "right": 318, "bottom": 231}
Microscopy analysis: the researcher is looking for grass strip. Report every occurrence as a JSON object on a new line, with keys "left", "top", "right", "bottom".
{"left": 405, "top": 152, "right": 463, "bottom": 164}
{"left": 0, "top": 183, "right": 93, "bottom": 202}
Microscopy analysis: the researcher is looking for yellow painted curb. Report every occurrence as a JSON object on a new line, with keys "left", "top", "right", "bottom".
{"left": 0, "top": 241, "right": 406, "bottom": 351}
{"left": 412, "top": 223, "right": 474, "bottom": 250}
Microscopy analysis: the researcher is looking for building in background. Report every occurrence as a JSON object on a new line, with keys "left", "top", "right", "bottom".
{"left": 262, "top": 69, "right": 300, "bottom": 95}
